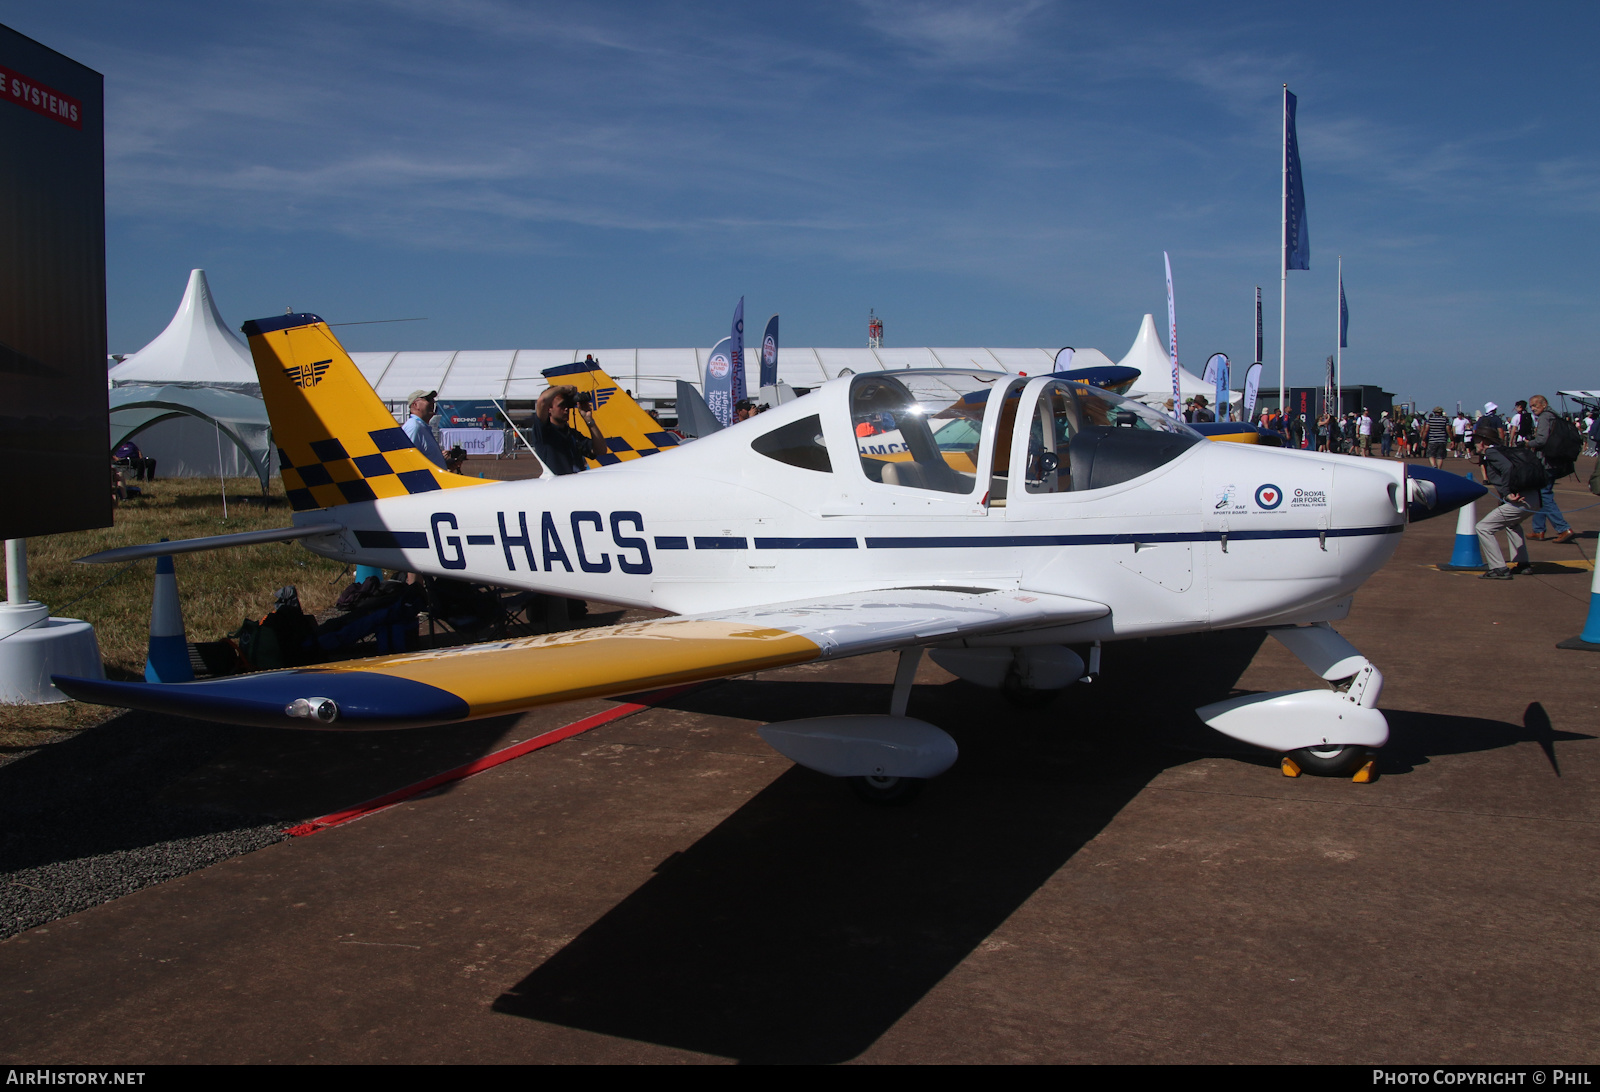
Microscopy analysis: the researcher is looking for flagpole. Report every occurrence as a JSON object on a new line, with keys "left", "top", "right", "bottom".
{"left": 1279, "top": 84, "right": 1288, "bottom": 424}
{"left": 1335, "top": 255, "right": 1343, "bottom": 419}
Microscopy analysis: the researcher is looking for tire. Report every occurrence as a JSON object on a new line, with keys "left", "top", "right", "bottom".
{"left": 849, "top": 774, "right": 926, "bottom": 805}
{"left": 1287, "top": 745, "right": 1371, "bottom": 777}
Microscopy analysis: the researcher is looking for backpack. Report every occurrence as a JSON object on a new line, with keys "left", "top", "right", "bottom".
{"left": 1543, "top": 415, "right": 1582, "bottom": 477}
{"left": 1502, "top": 446, "right": 1547, "bottom": 494}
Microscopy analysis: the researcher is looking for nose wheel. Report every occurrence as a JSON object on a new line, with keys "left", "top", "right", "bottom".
{"left": 1283, "top": 745, "right": 1372, "bottom": 778}
{"left": 849, "top": 774, "right": 926, "bottom": 805}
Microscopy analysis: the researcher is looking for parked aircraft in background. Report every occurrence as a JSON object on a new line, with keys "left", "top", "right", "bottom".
{"left": 61, "top": 314, "right": 1483, "bottom": 800}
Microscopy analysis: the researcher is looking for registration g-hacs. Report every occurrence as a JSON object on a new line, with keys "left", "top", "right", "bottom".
{"left": 60, "top": 313, "right": 1479, "bottom": 799}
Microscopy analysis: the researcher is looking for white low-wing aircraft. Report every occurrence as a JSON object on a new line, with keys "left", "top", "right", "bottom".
{"left": 60, "top": 314, "right": 1482, "bottom": 799}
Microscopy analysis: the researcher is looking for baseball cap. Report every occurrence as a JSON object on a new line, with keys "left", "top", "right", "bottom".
{"left": 407, "top": 389, "right": 437, "bottom": 404}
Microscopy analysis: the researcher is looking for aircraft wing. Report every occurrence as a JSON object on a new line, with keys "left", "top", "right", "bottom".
{"left": 53, "top": 587, "right": 1108, "bottom": 730}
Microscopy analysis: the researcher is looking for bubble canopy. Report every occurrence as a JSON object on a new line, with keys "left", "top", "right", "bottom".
{"left": 846, "top": 369, "right": 1200, "bottom": 497}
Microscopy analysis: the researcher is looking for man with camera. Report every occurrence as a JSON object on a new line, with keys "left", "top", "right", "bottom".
{"left": 1472, "top": 427, "right": 1543, "bottom": 580}
{"left": 531, "top": 384, "right": 607, "bottom": 475}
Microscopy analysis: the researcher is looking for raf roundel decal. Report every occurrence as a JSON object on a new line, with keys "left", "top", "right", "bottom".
{"left": 1255, "top": 483, "right": 1283, "bottom": 510}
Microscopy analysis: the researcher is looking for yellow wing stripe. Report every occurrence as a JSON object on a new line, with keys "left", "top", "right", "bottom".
{"left": 317, "top": 619, "right": 822, "bottom": 717}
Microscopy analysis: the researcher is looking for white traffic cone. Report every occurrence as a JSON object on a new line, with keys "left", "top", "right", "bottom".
{"left": 145, "top": 547, "right": 193, "bottom": 683}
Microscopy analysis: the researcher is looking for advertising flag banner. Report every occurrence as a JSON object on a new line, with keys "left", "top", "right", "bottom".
{"left": 1285, "top": 88, "right": 1310, "bottom": 271}
{"left": 1165, "top": 252, "right": 1180, "bottom": 418}
{"left": 704, "top": 335, "right": 733, "bottom": 427}
{"left": 759, "top": 313, "right": 779, "bottom": 388}
{"left": 730, "top": 297, "right": 746, "bottom": 406}
{"left": 1339, "top": 277, "right": 1348, "bottom": 349}
{"left": 1205, "top": 353, "right": 1230, "bottom": 422}
{"left": 1053, "top": 346, "right": 1075, "bottom": 372}
{"left": 1243, "top": 362, "right": 1264, "bottom": 422}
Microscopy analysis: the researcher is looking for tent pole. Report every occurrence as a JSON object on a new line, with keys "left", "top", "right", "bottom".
{"left": 215, "top": 420, "right": 228, "bottom": 520}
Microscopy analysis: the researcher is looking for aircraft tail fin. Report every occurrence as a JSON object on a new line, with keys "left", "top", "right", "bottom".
{"left": 541, "top": 358, "right": 682, "bottom": 467}
{"left": 673, "top": 379, "right": 725, "bottom": 438}
{"left": 242, "top": 314, "right": 491, "bottom": 512}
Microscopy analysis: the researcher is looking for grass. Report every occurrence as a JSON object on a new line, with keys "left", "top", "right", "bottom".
{"left": 2, "top": 478, "right": 350, "bottom": 745}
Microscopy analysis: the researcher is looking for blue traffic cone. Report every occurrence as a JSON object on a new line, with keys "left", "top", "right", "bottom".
{"left": 1557, "top": 557, "right": 1600, "bottom": 651}
{"left": 145, "top": 546, "right": 194, "bottom": 683}
{"left": 1438, "top": 472, "right": 1486, "bottom": 570}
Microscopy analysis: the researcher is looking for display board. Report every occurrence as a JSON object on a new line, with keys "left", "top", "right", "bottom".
{"left": 0, "top": 24, "right": 108, "bottom": 540}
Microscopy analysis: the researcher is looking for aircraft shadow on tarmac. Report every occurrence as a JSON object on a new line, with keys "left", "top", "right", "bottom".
{"left": 490, "top": 634, "right": 1594, "bottom": 1063}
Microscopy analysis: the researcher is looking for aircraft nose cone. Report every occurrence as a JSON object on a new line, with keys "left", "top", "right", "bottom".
{"left": 1406, "top": 465, "right": 1488, "bottom": 522}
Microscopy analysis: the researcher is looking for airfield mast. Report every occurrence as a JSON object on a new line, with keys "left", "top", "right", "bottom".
{"left": 867, "top": 309, "right": 883, "bottom": 348}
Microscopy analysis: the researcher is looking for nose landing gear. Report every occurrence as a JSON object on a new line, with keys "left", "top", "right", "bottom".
{"left": 1198, "top": 623, "right": 1388, "bottom": 781}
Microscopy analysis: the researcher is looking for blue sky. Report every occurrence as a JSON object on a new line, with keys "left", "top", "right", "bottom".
{"left": 5, "top": 1, "right": 1596, "bottom": 408}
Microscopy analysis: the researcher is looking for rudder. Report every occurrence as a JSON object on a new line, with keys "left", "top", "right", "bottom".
{"left": 541, "top": 358, "right": 682, "bottom": 468}
{"left": 242, "top": 313, "right": 489, "bottom": 512}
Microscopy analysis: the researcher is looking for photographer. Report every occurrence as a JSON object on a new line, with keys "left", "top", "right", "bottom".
{"left": 1472, "top": 429, "right": 1543, "bottom": 580}
{"left": 531, "top": 384, "right": 607, "bottom": 475}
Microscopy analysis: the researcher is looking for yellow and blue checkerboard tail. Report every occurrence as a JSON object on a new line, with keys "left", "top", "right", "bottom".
{"left": 242, "top": 313, "right": 490, "bottom": 512}
{"left": 541, "top": 358, "right": 683, "bottom": 468}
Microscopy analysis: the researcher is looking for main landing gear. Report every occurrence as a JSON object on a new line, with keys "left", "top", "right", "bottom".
{"left": 756, "top": 648, "right": 958, "bottom": 805}
{"left": 1197, "top": 623, "right": 1387, "bottom": 782}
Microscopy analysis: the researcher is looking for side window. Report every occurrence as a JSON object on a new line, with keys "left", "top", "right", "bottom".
{"left": 1025, "top": 384, "right": 1078, "bottom": 494}
{"left": 752, "top": 415, "right": 832, "bottom": 473}
{"left": 851, "top": 374, "right": 983, "bottom": 495}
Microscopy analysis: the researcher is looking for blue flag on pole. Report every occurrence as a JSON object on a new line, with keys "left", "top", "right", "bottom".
{"left": 1339, "top": 277, "right": 1348, "bottom": 348}
{"left": 759, "top": 314, "right": 779, "bottom": 389}
{"left": 730, "top": 297, "right": 746, "bottom": 406}
{"left": 1285, "top": 89, "right": 1309, "bottom": 271}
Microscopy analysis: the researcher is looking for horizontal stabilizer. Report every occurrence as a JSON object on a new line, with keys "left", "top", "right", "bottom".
{"left": 77, "top": 522, "right": 345, "bottom": 565}
{"left": 1058, "top": 364, "right": 1139, "bottom": 395}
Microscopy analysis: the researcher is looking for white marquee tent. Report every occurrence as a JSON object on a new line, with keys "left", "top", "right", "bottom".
{"left": 107, "top": 269, "right": 275, "bottom": 488}
{"left": 348, "top": 345, "right": 1077, "bottom": 410}
{"left": 1119, "top": 313, "right": 1234, "bottom": 406}
{"left": 344, "top": 317, "right": 1231, "bottom": 413}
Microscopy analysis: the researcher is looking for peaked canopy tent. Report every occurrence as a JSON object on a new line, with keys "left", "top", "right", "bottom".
{"left": 107, "top": 269, "right": 276, "bottom": 485}
{"left": 1118, "top": 313, "right": 1237, "bottom": 408}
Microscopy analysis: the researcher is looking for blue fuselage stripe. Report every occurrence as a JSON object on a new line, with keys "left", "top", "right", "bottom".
{"left": 863, "top": 525, "right": 1402, "bottom": 549}
{"left": 753, "top": 537, "right": 859, "bottom": 549}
